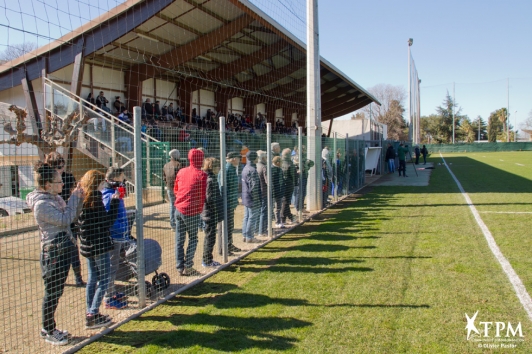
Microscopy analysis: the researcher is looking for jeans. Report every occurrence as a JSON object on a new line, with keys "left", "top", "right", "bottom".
{"left": 86, "top": 252, "right": 111, "bottom": 315}
{"left": 105, "top": 240, "right": 127, "bottom": 300}
{"left": 243, "top": 206, "right": 260, "bottom": 240}
{"left": 202, "top": 219, "right": 217, "bottom": 264}
{"left": 295, "top": 178, "right": 307, "bottom": 212}
{"left": 387, "top": 159, "right": 395, "bottom": 173}
{"left": 257, "top": 198, "right": 268, "bottom": 236}
{"left": 274, "top": 197, "right": 283, "bottom": 224}
{"left": 175, "top": 210, "right": 200, "bottom": 270}
{"left": 423, "top": 154, "right": 427, "bottom": 164}
{"left": 281, "top": 187, "right": 294, "bottom": 222}
{"left": 167, "top": 189, "right": 177, "bottom": 229}
{"left": 41, "top": 242, "right": 74, "bottom": 332}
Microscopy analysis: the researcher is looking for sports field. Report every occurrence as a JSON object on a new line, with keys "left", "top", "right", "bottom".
{"left": 80, "top": 151, "right": 532, "bottom": 353}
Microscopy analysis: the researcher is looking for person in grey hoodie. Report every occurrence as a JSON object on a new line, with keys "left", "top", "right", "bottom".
{"left": 26, "top": 162, "right": 84, "bottom": 346}
{"left": 241, "top": 151, "right": 263, "bottom": 243}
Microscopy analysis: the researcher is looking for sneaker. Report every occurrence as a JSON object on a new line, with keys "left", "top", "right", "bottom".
{"left": 244, "top": 237, "right": 263, "bottom": 243}
{"left": 41, "top": 328, "right": 68, "bottom": 338}
{"left": 256, "top": 233, "right": 268, "bottom": 238}
{"left": 183, "top": 267, "right": 204, "bottom": 277}
{"left": 202, "top": 261, "right": 221, "bottom": 267}
{"left": 105, "top": 298, "right": 128, "bottom": 309}
{"left": 44, "top": 329, "right": 69, "bottom": 346}
{"left": 86, "top": 313, "right": 112, "bottom": 329}
{"left": 228, "top": 245, "right": 242, "bottom": 253}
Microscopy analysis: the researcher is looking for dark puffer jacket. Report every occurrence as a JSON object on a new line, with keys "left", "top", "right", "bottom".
{"left": 201, "top": 171, "right": 224, "bottom": 223}
{"left": 78, "top": 191, "right": 119, "bottom": 258}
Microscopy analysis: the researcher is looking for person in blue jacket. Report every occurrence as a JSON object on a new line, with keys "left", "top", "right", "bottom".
{"left": 101, "top": 167, "right": 128, "bottom": 309}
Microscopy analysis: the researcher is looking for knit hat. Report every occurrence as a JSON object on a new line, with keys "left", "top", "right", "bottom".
{"left": 169, "top": 149, "right": 180, "bottom": 160}
{"left": 246, "top": 151, "right": 258, "bottom": 162}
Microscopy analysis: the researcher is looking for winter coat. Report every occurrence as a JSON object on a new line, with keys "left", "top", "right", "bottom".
{"left": 163, "top": 161, "right": 180, "bottom": 191}
{"left": 201, "top": 171, "right": 223, "bottom": 223}
{"left": 281, "top": 156, "right": 296, "bottom": 194}
{"left": 256, "top": 161, "right": 268, "bottom": 198}
{"left": 219, "top": 162, "right": 239, "bottom": 210}
{"left": 271, "top": 165, "right": 283, "bottom": 199}
{"left": 397, "top": 146, "right": 408, "bottom": 161}
{"left": 385, "top": 146, "right": 395, "bottom": 161}
{"left": 414, "top": 146, "right": 420, "bottom": 157}
{"left": 102, "top": 182, "right": 128, "bottom": 240}
{"left": 26, "top": 189, "right": 83, "bottom": 247}
{"left": 241, "top": 160, "right": 260, "bottom": 208}
{"left": 174, "top": 149, "right": 207, "bottom": 216}
{"left": 78, "top": 192, "right": 119, "bottom": 258}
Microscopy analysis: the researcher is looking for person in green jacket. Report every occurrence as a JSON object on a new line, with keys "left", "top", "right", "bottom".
{"left": 397, "top": 143, "right": 409, "bottom": 177}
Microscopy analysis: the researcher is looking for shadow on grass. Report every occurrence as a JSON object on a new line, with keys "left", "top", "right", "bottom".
{"left": 100, "top": 314, "right": 311, "bottom": 351}
{"left": 260, "top": 244, "right": 376, "bottom": 253}
{"left": 229, "top": 265, "right": 373, "bottom": 274}
{"left": 242, "top": 256, "right": 366, "bottom": 267}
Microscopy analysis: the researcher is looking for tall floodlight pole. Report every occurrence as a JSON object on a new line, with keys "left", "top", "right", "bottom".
{"left": 507, "top": 78, "right": 510, "bottom": 142}
{"left": 306, "top": 0, "right": 322, "bottom": 211}
{"left": 407, "top": 39, "right": 413, "bottom": 143}
{"left": 452, "top": 82, "right": 455, "bottom": 144}
{"left": 417, "top": 78, "right": 421, "bottom": 145}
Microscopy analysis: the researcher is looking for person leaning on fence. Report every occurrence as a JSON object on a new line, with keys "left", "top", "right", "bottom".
{"left": 385, "top": 143, "right": 395, "bottom": 174}
{"left": 217, "top": 152, "right": 243, "bottom": 255}
{"left": 271, "top": 156, "right": 284, "bottom": 228}
{"left": 241, "top": 151, "right": 263, "bottom": 244}
{"left": 201, "top": 157, "right": 223, "bottom": 268}
{"left": 255, "top": 150, "right": 268, "bottom": 237}
{"left": 397, "top": 143, "right": 408, "bottom": 177}
{"left": 101, "top": 167, "right": 129, "bottom": 310}
{"left": 163, "top": 149, "right": 181, "bottom": 231}
{"left": 174, "top": 148, "right": 207, "bottom": 277}
{"left": 44, "top": 152, "right": 86, "bottom": 287}
{"left": 78, "top": 170, "right": 121, "bottom": 330}
{"left": 26, "top": 162, "right": 84, "bottom": 346}
{"left": 421, "top": 145, "right": 428, "bottom": 165}
{"left": 281, "top": 148, "right": 297, "bottom": 224}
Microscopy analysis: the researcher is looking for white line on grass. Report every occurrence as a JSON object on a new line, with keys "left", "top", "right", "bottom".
{"left": 440, "top": 152, "right": 532, "bottom": 321}
{"left": 479, "top": 211, "right": 532, "bottom": 214}
{"left": 516, "top": 163, "right": 525, "bottom": 166}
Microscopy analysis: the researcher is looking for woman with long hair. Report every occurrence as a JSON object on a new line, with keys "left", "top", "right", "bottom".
{"left": 26, "top": 162, "right": 84, "bottom": 346}
{"left": 77, "top": 170, "right": 119, "bottom": 330}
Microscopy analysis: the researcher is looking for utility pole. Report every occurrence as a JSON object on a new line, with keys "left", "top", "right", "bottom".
{"left": 452, "top": 82, "right": 455, "bottom": 144}
{"left": 507, "top": 78, "right": 510, "bottom": 142}
{"left": 407, "top": 38, "right": 413, "bottom": 142}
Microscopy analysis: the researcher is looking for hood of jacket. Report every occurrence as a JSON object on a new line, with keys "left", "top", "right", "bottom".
{"left": 27, "top": 188, "right": 63, "bottom": 211}
{"left": 189, "top": 148, "right": 204, "bottom": 169}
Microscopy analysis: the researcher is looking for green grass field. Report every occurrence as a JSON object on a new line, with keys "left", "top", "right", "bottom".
{"left": 81, "top": 151, "right": 532, "bottom": 353}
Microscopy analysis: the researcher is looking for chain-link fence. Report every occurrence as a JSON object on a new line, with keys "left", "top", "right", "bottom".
{"left": 0, "top": 111, "right": 372, "bottom": 353}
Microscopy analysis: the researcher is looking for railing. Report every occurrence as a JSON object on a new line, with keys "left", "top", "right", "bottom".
{"left": 43, "top": 78, "right": 161, "bottom": 185}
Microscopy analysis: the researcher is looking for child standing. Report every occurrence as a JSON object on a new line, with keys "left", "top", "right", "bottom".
{"left": 201, "top": 158, "right": 223, "bottom": 267}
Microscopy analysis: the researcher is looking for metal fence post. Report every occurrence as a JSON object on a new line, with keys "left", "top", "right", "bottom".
{"left": 134, "top": 106, "right": 146, "bottom": 308}
{"left": 111, "top": 116, "right": 116, "bottom": 166}
{"left": 298, "top": 127, "right": 303, "bottom": 221}
{"left": 333, "top": 132, "right": 338, "bottom": 202}
{"left": 219, "top": 116, "right": 229, "bottom": 262}
{"left": 345, "top": 134, "right": 349, "bottom": 193}
{"left": 146, "top": 137, "right": 151, "bottom": 187}
{"left": 267, "top": 123, "right": 272, "bottom": 238}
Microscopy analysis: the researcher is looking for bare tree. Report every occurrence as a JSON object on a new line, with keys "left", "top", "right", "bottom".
{"left": 520, "top": 109, "right": 532, "bottom": 131}
{"left": 1, "top": 105, "right": 91, "bottom": 154}
{"left": 0, "top": 42, "right": 38, "bottom": 63}
{"left": 359, "top": 84, "right": 407, "bottom": 140}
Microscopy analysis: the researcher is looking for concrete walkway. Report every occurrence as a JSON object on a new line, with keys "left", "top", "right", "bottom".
{"left": 372, "top": 162, "right": 434, "bottom": 187}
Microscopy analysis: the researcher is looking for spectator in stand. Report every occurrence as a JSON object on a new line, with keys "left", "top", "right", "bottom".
{"left": 101, "top": 167, "right": 129, "bottom": 310}
{"left": 143, "top": 98, "right": 153, "bottom": 120}
{"left": 201, "top": 157, "right": 223, "bottom": 268}
{"left": 44, "top": 152, "right": 85, "bottom": 287}
{"left": 163, "top": 150, "right": 181, "bottom": 230}
{"left": 96, "top": 91, "right": 111, "bottom": 114}
{"left": 154, "top": 101, "right": 161, "bottom": 120}
{"left": 86, "top": 93, "right": 106, "bottom": 132}
{"left": 281, "top": 148, "right": 296, "bottom": 224}
{"left": 113, "top": 97, "right": 125, "bottom": 113}
{"left": 255, "top": 150, "right": 268, "bottom": 237}
{"left": 78, "top": 170, "right": 119, "bottom": 329}
{"left": 86, "top": 93, "right": 96, "bottom": 107}
{"left": 117, "top": 109, "right": 131, "bottom": 125}
{"left": 217, "top": 152, "right": 242, "bottom": 255}
{"left": 167, "top": 103, "right": 175, "bottom": 121}
{"left": 26, "top": 162, "right": 84, "bottom": 346}
{"left": 174, "top": 148, "right": 207, "bottom": 277}
{"left": 241, "top": 151, "right": 263, "bottom": 244}
{"left": 178, "top": 128, "right": 190, "bottom": 142}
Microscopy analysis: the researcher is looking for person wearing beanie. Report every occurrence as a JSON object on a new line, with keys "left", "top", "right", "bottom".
{"left": 217, "top": 152, "right": 243, "bottom": 255}
{"left": 241, "top": 151, "right": 263, "bottom": 244}
{"left": 163, "top": 149, "right": 181, "bottom": 230}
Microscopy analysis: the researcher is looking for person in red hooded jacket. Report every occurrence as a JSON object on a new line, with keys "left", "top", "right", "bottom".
{"left": 174, "top": 148, "right": 207, "bottom": 276}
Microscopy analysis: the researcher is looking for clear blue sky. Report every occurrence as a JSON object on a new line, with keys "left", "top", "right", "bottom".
{"left": 1, "top": 0, "right": 531, "bottom": 129}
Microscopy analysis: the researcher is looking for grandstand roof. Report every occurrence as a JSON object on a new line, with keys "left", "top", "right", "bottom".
{"left": 0, "top": 0, "right": 380, "bottom": 120}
